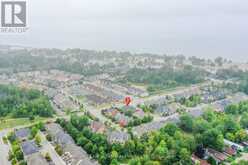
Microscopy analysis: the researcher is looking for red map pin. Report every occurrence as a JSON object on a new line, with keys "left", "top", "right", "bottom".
{"left": 124, "top": 96, "right": 132, "bottom": 106}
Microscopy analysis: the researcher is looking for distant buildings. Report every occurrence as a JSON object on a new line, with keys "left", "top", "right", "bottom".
{"left": 154, "top": 103, "right": 178, "bottom": 117}
{"left": 211, "top": 92, "right": 248, "bottom": 112}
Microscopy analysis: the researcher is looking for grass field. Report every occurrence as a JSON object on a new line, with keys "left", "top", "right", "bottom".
{"left": 0, "top": 117, "right": 52, "bottom": 130}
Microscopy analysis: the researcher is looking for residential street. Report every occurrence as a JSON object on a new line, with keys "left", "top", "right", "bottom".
{"left": 0, "top": 130, "right": 11, "bottom": 165}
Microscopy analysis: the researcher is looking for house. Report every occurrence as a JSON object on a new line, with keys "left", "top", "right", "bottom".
{"left": 102, "top": 108, "right": 119, "bottom": 118}
{"left": 26, "top": 153, "right": 50, "bottom": 165}
{"left": 224, "top": 146, "right": 237, "bottom": 156}
{"left": 53, "top": 93, "right": 78, "bottom": 111}
{"left": 45, "top": 88, "right": 57, "bottom": 99}
{"left": 21, "top": 141, "right": 39, "bottom": 156}
{"left": 201, "top": 90, "right": 226, "bottom": 104}
{"left": 85, "top": 94, "right": 109, "bottom": 105}
{"left": 133, "top": 114, "right": 180, "bottom": 137}
{"left": 188, "top": 108, "right": 204, "bottom": 118}
{"left": 206, "top": 148, "right": 228, "bottom": 164}
{"left": 174, "top": 93, "right": 185, "bottom": 102}
{"left": 212, "top": 93, "right": 248, "bottom": 112}
{"left": 45, "top": 123, "right": 74, "bottom": 147}
{"left": 90, "top": 121, "right": 106, "bottom": 134}
{"left": 154, "top": 104, "right": 177, "bottom": 117}
{"left": 46, "top": 123, "right": 96, "bottom": 165}
{"left": 224, "top": 139, "right": 244, "bottom": 151}
{"left": 121, "top": 84, "right": 148, "bottom": 97}
{"left": 62, "top": 144, "right": 99, "bottom": 165}
{"left": 107, "top": 131, "right": 130, "bottom": 144}
{"left": 133, "top": 108, "right": 145, "bottom": 119}
{"left": 212, "top": 99, "right": 232, "bottom": 112}
{"left": 191, "top": 154, "right": 210, "bottom": 165}
{"left": 15, "top": 128, "right": 30, "bottom": 140}
{"left": 114, "top": 113, "right": 130, "bottom": 126}
{"left": 154, "top": 105, "right": 170, "bottom": 116}
{"left": 121, "top": 105, "right": 136, "bottom": 112}
{"left": 167, "top": 103, "right": 180, "bottom": 114}
{"left": 231, "top": 92, "right": 248, "bottom": 104}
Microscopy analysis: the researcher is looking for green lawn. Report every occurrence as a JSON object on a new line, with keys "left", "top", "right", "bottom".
{"left": 0, "top": 117, "right": 52, "bottom": 130}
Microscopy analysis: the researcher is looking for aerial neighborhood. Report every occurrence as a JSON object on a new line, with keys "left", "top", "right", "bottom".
{"left": 1, "top": 47, "right": 248, "bottom": 165}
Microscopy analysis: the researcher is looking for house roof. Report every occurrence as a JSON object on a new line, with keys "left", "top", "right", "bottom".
{"left": 133, "top": 114, "right": 180, "bottom": 136}
{"left": 155, "top": 105, "right": 169, "bottom": 114}
{"left": 192, "top": 154, "right": 210, "bottom": 165}
{"left": 224, "top": 147, "right": 236, "bottom": 156}
{"left": 188, "top": 108, "right": 204, "bottom": 118}
{"left": 107, "top": 131, "right": 130, "bottom": 143}
{"left": 212, "top": 99, "right": 232, "bottom": 112}
{"left": 90, "top": 121, "right": 106, "bottom": 133}
{"left": 26, "top": 153, "right": 49, "bottom": 165}
{"left": 21, "top": 141, "right": 38, "bottom": 156}
{"left": 224, "top": 139, "right": 244, "bottom": 150}
{"left": 133, "top": 109, "right": 145, "bottom": 118}
{"left": 207, "top": 148, "right": 227, "bottom": 161}
{"left": 46, "top": 123, "right": 74, "bottom": 146}
{"left": 15, "top": 128, "right": 30, "bottom": 139}
{"left": 64, "top": 144, "right": 99, "bottom": 165}
{"left": 231, "top": 92, "right": 248, "bottom": 104}
{"left": 121, "top": 105, "right": 136, "bottom": 112}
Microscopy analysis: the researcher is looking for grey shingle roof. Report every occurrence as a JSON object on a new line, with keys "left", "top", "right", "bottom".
{"left": 15, "top": 128, "right": 30, "bottom": 139}
{"left": 27, "top": 153, "right": 49, "bottom": 165}
{"left": 21, "top": 141, "right": 38, "bottom": 156}
{"left": 46, "top": 123, "right": 74, "bottom": 146}
{"left": 63, "top": 144, "right": 99, "bottom": 165}
{"left": 107, "top": 131, "right": 130, "bottom": 143}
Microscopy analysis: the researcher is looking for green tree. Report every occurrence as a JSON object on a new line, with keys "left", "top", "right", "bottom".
{"left": 179, "top": 114, "right": 194, "bottom": 132}
{"left": 151, "top": 140, "right": 168, "bottom": 161}
{"left": 35, "top": 135, "right": 41, "bottom": 146}
{"left": 179, "top": 148, "right": 192, "bottom": 165}
{"left": 202, "top": 129, "right": 224, "bottom": 151}
{"left": 240, "top": 112, "right": 248, "bottom": 128}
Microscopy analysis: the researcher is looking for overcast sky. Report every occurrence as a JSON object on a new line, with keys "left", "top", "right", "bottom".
{"left": 0, "top": 0, "right": 248, "bottom": 61}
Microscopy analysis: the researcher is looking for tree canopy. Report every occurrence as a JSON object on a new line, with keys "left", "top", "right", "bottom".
{"left": 0, "top": 85, "right": 53, "bottom": 118}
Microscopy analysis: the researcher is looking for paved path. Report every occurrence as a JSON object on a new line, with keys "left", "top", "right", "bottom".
{"left": 0, "top": 130, "right": 11, "bottom": 165}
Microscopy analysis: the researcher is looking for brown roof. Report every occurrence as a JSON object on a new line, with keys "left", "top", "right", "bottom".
{"left": 224, "top": 147, "right": 236, "bottom": 156}
{"left": 90, "top": 121, "right": 106, "bottom": 134}
{"left": 192, "top": 154, "right": 211, "bottom": 165}
{"left": 207, "top": 148, "right": 227, "bottom": 161}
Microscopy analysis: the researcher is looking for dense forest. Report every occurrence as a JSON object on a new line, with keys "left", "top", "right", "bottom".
{"left": 0, "top": 85, "right": 53, "bottom": 118}
{"left": 121, "top": 65, "right": 207, "bottom": 92}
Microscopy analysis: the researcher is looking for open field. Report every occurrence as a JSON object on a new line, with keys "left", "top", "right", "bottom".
{"left": 0, "top": 117, "right": 52, "bottom": 130}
